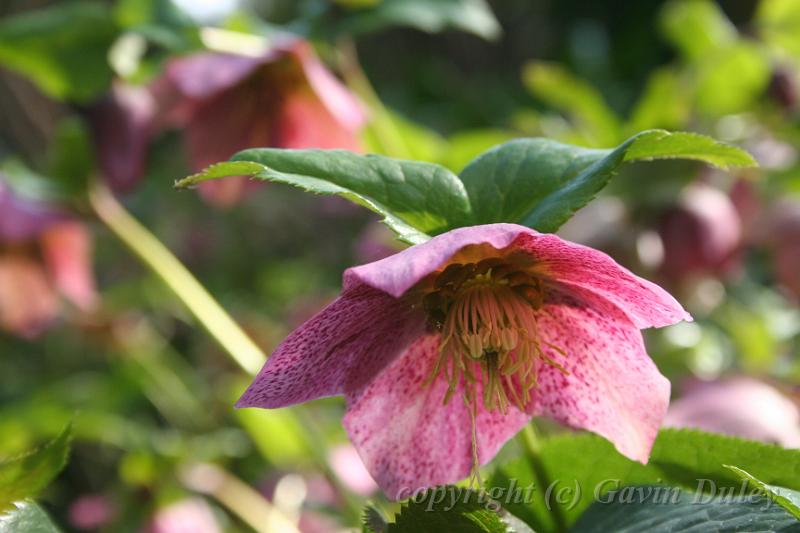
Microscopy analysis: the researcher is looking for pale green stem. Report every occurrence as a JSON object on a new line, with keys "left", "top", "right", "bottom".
{"left": 88, "top": 182, "right": 266, "bottom": 375}
{"left": 180, "top": 463, "right": 301, "bottom": 533}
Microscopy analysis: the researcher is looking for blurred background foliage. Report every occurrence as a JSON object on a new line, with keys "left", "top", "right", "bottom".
{"left": 0, "top": 0, "right": 799, "bottom": 531}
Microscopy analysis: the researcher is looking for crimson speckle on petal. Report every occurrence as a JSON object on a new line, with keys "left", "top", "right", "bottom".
{"left": 237, "top": 223, "right": 690, "bottom": 498}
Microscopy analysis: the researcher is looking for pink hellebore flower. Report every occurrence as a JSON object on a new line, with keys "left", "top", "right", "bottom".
{"left": 153, "top": 39, "right": 365, "bottom": 206}
{"left": 238, "top": 223, "right": 690, "bottom": 498}
{"left": 0, "top": 177, "right": 96, "bottom": 337}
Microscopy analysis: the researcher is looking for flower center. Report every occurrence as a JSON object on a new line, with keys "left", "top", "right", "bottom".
{"left": 422, "top": 258, "right": 567, "bottom": 414}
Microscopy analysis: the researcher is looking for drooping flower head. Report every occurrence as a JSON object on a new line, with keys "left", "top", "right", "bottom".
{"left": 238, "top": 224, "right": 690, "bottom": 498}
{"left": 88, "top": 37, "right": 365, "bottom": 204}
{"left": 0, "top": 176, "right": 96, "bottom": 337}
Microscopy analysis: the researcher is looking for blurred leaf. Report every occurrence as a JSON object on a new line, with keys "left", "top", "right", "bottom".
{"left": 47, "top": 117, "right": 94, "bottom": 196}
{"left": 522, "top": 62, "right": 621, "bottom": 147}
{"left": 361, "top": 109, "right": 448, "bottom": 162}
{"left": 0, "top": 2, "right": 117, "bottom": 101}
{"left": 570, "top": 485, "right": 800, "bottom": 533}
{"left": 175, "top": 152, "right": 471, "bottom": 244}
{"left": 235, "top": 407, "right": 312, "bottom": 466}
{"left": 660, "top": 0, "right": 736, "bottom": 60}
{"left": 490, "top": 428, "right": 800, "bottom": 531}
{"left": 694, "top": 42, "right": 770, "bottom": 116}
{"left": 0, "top": 502, "right": 60, "bottom": 532}
{"left": 627, "top": 68, "right": 691, "bottom": 132}
{"left": 336, "top": 0, "right": 501, "bottom": 41}
{"left": 386, "top": 487, "right": 508, "bottom": 533}
{"left": 0, "top": 425, "right": 71, "bottom": 512}
{"left": 113, "top": 0, "right": 201, "bottom": 51}
{"left": 445, "top": 129, "right": 515, "bottom": 174}
{"left": 459, "top": 130, "right": 756, "bottom": 232}
{"left": 757, "top": 0, "right": 800, "bottom": 59}
{"left": 726, "top": 465, "right": 800, "bottom": 520}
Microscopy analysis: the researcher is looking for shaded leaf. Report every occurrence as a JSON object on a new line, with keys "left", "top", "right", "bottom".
{"left": 489, "top": 428, "right": 800, "bottom": 531}
{"left": 459, "top": 129, "right": 755, "bottom": 232}
{"left": 726, "top": 465, "right": 800, "bottom": 520}
{"left": 0, "top": 425, "right": 71, "bottom": 511}
{"left": 0, "top": 502, "right": 60, "bottom": 533}
{"left": 570, "top": 485, "right": 799, "bottom": 533}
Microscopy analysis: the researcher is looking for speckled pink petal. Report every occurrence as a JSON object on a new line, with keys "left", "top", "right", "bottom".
{"left": 512, "top": 231, "right": 690, "bottom": 329}
{"left": 347, "top": 223, "right": 689, "bottom": 330}
{"left": 343, "top": 335, "right": 531, "bottom": 500}
{"left": 346, "top": 224, "right": 525, "bottom": 297}
{"left": 531, "top": 289, "right": 671, "bottom": 463}
{"left": 237, "top": 282, "right": 424, "bottom": 409}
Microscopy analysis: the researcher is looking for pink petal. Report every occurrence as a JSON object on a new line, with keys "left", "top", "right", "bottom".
{"left": 88, "top": 83, "right": 156, "bottom": 192}
{"left": 664, "top": 377, "right": 800, "bottom": 447}
{"left": 531, "top": 289, "right": 671, "bottom": 463}
{"left": 346, "top": 224, "right": 525, "bottom": 297}
{"left": 348, "top": 223, "right": 689, "bottom": 330}
{"left": 512, "top": 231, "right": 691, "bottom": 329}
{"left": 292, "top": 41, "right": 366, "bottom": 131}
{"left": 40, "top": 222, "right": 97, "bottom": 311}
{"left": 343, "top": 335, "right": 531, "bottom": 500}
{"left": 0, "top": 178, "right": 66, "bottom": 242}
{"left": 237, "top": 283, "right": 423, "bottom": 409}
{"left": 0, "top": 254, "right": 59, "bottom": 337}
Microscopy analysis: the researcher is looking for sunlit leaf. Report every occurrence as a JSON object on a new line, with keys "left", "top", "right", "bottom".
{"left": 726, "top": 465, "right": 800, "bottom": 520}
{"left": 660, "top": 0, "right": 736, "bottom": 60}
{"left": 523, "top": 62, "right": 621, "bottom": 147}
{"left": 0, "top": 426, "right": 71, "bottom": 512}
{"left": 175, "top": 150, "right": 472, "bottom": 244}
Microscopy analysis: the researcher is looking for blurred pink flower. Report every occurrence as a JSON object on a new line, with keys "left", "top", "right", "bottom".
{"left": 68, "top": 493, "right": 117, "bottom": 531}
{"left": 327, "top": 444, "right": 378, "bottom": 496}
{"left": 237, "top": 223, "right": 690, "bottom": 498}
{"left": 765, "top": 200, "right": 800, "bottom": 300}
{"left": 147, "top": 498, "right": 221, "bottom": 533}
{"left": 664, "top": 377, "right": 800, "bottom": 447}
{"left": 154, "top": 38, "right": 365, "bottom": 206}
{"left": 0, "top": 177, "right": 96, "bottom": 337}
{"left": 658, "top": 182, "right": 742, "bottom": 281}
{"left": 89, "top": 38, "right": 364, "bottom": 204}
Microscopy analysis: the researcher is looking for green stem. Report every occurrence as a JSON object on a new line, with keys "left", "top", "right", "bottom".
{"left": 519, "top": 424, "right": 568, "bottom": 533}
{"left": 88, "top": 182, "right": 266, "bottom": 376}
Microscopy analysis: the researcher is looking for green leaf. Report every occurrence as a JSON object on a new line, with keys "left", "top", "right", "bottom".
{"left": 0, "top": 2, "right": 117, "bottom": 102}
{"left": 522, "top": 62, "right": 621, "bottom": 147}
{"left": 660, "top": 0, "right": 737, "bottom": 60}
{"left": 489, "top": 428, "right": 800, "bottom": 531}
{"left": 0, "top": 502, "right": 61, "bottom": 533}
{"left": 0, "top": 425, "right": 71, "bottom": 511}
{"left": 627, "top": 67, "right": 691, "bottom": 132}
{"left": 336, "top": 0, "right": 501, "bottom": 41}
{"left": 459, "top": 129, "right": 756, "bottom": 233}
{"left": 175, "top": 150, "right": 472, "bottom": 244}
{"left": 570, "top": 485, "right": 800, "bottom": 533}
{"left": 725, "top": 465, "right": 800, "bottom": 520}
{"left": 386, "top": 487, "right": 509, "bottom": 533}
{"left": 758, "top": 0, "right": 800, "bottom": 59}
